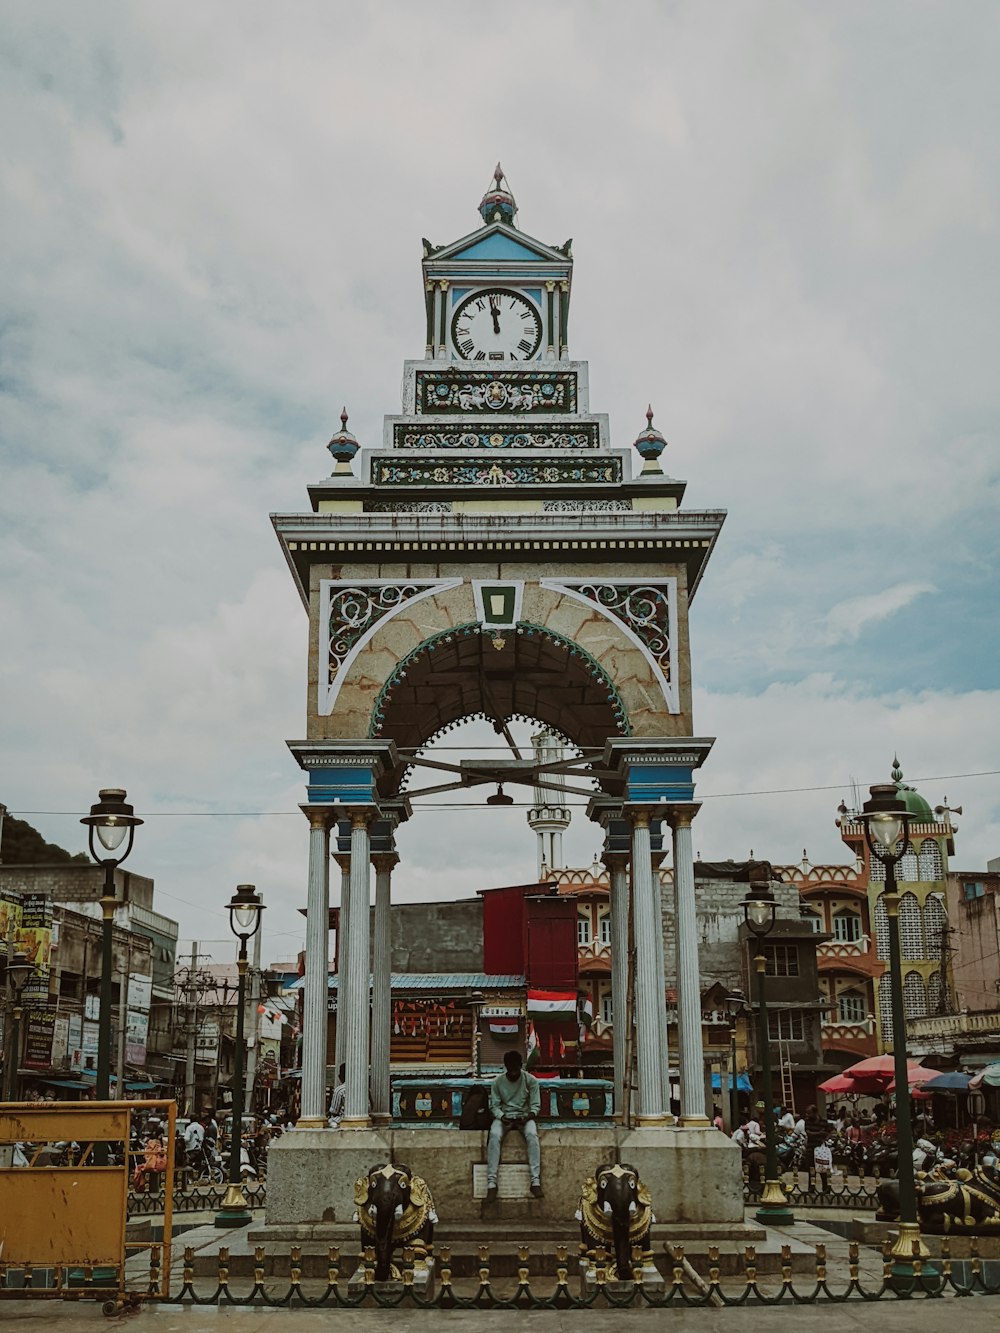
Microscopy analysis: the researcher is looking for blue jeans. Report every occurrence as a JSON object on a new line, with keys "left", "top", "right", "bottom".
{"left": 487, "top": 1117, "right": 540, "bottom": 1187}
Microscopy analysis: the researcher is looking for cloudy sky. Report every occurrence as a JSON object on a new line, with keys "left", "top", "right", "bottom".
{"left": 2, "top": 3, "right": 998, "bottom": 965}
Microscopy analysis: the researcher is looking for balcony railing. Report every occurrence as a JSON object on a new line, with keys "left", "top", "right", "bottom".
{"left": 821, "top": 1018, "right": 876, "bottom": 1041}
{"left": 908, "top": 1010, "right": 1000, "bottom": 1039}
{"left": 817, "top": 935, "right": 872, "bottom": 959}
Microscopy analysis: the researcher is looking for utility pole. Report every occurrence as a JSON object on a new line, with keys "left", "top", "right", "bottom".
{"left": 184, "top": 942, "right": 199, "bottom": 1116}
{"left": 244, "top": 926, "right": 263, "bottom": 1113}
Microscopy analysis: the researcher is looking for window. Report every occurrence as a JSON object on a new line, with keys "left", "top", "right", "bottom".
{"left": 964, "top": 881, "right": 986, "bottom": 902}
{"left": 837, "top": 990, "right": 867, "bottom": 1024}
{"left": 767, "top": 1010, "right": 805, "bottom": 1042}
{"left": 598, "top": 913, "right": 612, "bottom": 946}
{"left": 763, "top": 944, "right": 799, "bottom": 977}
{"left": 899, "top": 892, "right": 923, "bottom": 960}
{"left": 918, "top": 840, "right": 943, "bottom": 881}
{"left": 802, "top": 910, "right": 823, "bottom": 933}
{"left": 878, "top": 981, "right": 894, "bottom": 1043}
{"left": 577, "top": 914, "right": 592, "bottom": 947}
{"left": 898, "top": 841, "right": 919, "bottom": 883}
{"left": 924, "top": 894, "right": 947, "bottom": 960}
{"left": 600, "top": 991, "right": 613, "bottom": 1024}
{"left": 833, "top": 912, "right": 862, "bottom": 943}
{"left": 903, "top": 970, "right": 928, "bottom": 1019}
{"left": 874, "top": 894, "right": 890, "bottom": 961}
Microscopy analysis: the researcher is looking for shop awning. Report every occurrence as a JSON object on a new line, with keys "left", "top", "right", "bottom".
{"left": 711, "top": 1072, "right": 753, "bottom": 1092}
{"left": 37, "top": 1077, "right": 92, "bottom": 1091}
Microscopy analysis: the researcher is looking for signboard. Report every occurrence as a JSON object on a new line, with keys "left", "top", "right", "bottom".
{"left": 84, "top": 994, "right": 100, "bottom": 1021}
{"left": 17, "top": 895, "right": 53, "bottom": 1004}
{"left": 82, "top": 1021, "right": 99, "bottom": 1056}
{"left": 23, "top": 1008, "right": 55, "bottom": 1069}
{"left": 127, "top": 975, "right": 152, "bottom": 1012}
{"left": 481, "top": 1005, "right": 524, "bottom": 1018}
{"left": 67, "top": 1012, "right": 82, "bottom": 1050}
{"left": 195, "top": 1020, "right": 220, "bottom": 1064}
{"left": 0, "top": 891, "right": 22, "bottom": 956}
{"left": 125, "top": 1009, "right": 148, "bottom": 1066}
{"left": 51, "top": 1015, "right": 70, "bottom": 1068}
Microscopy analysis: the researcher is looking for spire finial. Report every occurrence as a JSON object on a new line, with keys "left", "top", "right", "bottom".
{"left": 478, "top": 165, "right": 517, "bottom": 226}
{"left": 633, "top": 405, "right": 667, "bottom": 474}
{"left": 340, "top": 406, "right": 349, "bottom": 430}
{"left": 891, "top": 755, "right": 903, "bottom": 784}
{"left": 327, "top": 406, "right": 360, "bottom": 476}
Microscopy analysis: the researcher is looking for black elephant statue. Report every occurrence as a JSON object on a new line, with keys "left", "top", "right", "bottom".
{"left": 877, "top": 1159, "right": 1000, "bottom": 1233}
{"left": 354, "top": 1161, "right": 437, "bottom": 1280}
{"left": 577, "top": 1162, "right": 654, "bottom": 1281}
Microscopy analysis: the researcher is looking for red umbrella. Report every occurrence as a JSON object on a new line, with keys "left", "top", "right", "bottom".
{"left": 886, "top": 1065, "right": 940, "bottom": 1092}
{"left": 818, "top": 1072, "right": 885, "bottom": 1095}
{"left": 842, "top": 1054, "right": 923, "bottom": 1080}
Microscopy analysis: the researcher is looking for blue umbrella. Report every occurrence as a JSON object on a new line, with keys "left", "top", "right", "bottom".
{"left": 923, "top": 1071, "right": 971, "bottom": 1091}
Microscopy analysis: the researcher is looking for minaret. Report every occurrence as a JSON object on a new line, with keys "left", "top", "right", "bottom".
{"left": 527, "top": 729, "right": 571, "bottom": 876}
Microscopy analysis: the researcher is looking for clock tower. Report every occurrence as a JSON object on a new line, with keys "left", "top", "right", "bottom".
{"left": 423, "top": 165, "right": 571, "bottom": 363}
{"left": 269, "top": 168, "right": 738, "bottom": 1231}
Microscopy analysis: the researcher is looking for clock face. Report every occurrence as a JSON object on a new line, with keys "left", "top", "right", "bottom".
{"left": 451, "top": 288, "right": 543, "bottom": 361}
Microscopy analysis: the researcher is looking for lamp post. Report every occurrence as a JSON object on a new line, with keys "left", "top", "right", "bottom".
{"left": 80, "top": 789, "right": 142, "bottom": 1102}
{"left": 215, "top": 884, "right": 265, "bottom": 1229}
{"left": 723, "top": 989, "right": 749, "bottom": 1135}
{"left": 741, "top": 880, "right": 794, "bottom": 1226}
{"left": 3, "top": 950, "right": 36, "bottom": 1101}
{"left": 860, "top": 782, "right": 930, "bottom": 1276}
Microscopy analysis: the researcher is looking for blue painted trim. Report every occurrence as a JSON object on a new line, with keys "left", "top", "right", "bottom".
{"left": 449, "top": 234, "right": 551, "bottom": 262}
{"left": 626, "top": 764, "right": 695, "bottom": 803}
{"left": 306, "top": 764, "right": 376, "bottom": 804}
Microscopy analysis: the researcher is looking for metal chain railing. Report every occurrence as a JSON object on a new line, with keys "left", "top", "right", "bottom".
{"left": 743, "top": 1167, "right": 885, "bottom": 1210}
{"left": 127, "top": 1179, "right": 267, "bottom": 1216}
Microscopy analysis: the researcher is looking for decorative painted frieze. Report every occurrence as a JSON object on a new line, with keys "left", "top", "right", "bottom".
{"left": 540, "top": 578, "right": 679, "bottom": 714}
{"left": 365, "top": 501, "right": 453, "bottom": 513}
{"left": 542, "top": 499, "right": 631, "bottom": 512}
{"left": 415, "top": 368, "right": 577, "bottom": 414}
{"left": 393, "top": 423, "right": 600, "bottom": 450}
{"left": 320, "top": 578, "right": 462, "bottom": 715}
{"left": 374, "top": 458, "right": 621, "bottom": 487}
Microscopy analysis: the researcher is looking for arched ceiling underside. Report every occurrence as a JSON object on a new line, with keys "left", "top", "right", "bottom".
{"left": 372, "top": 628, "right": 627, "bottom": 798}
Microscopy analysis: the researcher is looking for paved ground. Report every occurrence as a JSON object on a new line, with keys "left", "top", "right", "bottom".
{"left": 5, "top": 1302, "right": 1000, "bottom": 1331}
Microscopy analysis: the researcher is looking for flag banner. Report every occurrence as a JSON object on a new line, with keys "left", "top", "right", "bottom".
{"left": 526, "top": 989, "right": 577, "bottom": 1019}
{"left": 526, "top": 1021, "right": 540, "bottom": 1068}
{"left": 258, "top": 1003, "right": 286, "bottom": 1025}
{"left": 579, "top": 995, "right": 594, "bottom": 1025}
{"left": 488, "top": 1021, "right": 519, "bottom": 1035}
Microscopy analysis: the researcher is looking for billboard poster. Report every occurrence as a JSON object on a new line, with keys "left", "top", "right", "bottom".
{"left": 67, "top": 1013, "right": 83, "bottom": 1051}
{"left": 0, "top": 891, "right": 22, "bottom": 956}
{"left": 195, "top": 1020, "right": 219, "bottom": 1064}
{"left": 17, "top": 895, "right": 53, "bottom": 1004}
{"left": 127, "top": 975, "right": 152, "bottom": 1012}
{"left": 23, "top": 1008, "right": 55, "bottom": 1069}
{"left": 125, "top": 1009, "right": 148, "bottom": 1066}
{"left": 51, "top": 1015, "right": 70, "bottom": 1068}
{"left": 84, "top": 994, "right": 100, "bottom": 1021}
{"left": 82, "top": 1021, "right": 99, "bottom": 1056}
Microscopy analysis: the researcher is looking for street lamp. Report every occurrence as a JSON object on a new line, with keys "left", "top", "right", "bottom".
{"left": 215, "top": 883, "right": 265, "bottom": 1229}
{"left": 860, "top": 782, "right": 930, "bottom": 1277}
{"left": 722, "top": 989, "right": 750, "bottom": 1135}
{"left": 741, "top": 879, "right": 794, "bottom": 1226}
{"left": 81, "top": 788, "right": 142, "bottom": 1101}
{"left": 3, "top": 950, "right": 36, "bottom": 1100}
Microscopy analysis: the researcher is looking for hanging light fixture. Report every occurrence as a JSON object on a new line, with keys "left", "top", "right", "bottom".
{"left": 487, "top": 784, "right": 514, "bottom": 806}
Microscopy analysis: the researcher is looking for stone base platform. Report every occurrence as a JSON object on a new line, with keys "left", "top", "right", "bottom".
{"left": 264, "top": 1124, "right": 743, "bottom": 1229}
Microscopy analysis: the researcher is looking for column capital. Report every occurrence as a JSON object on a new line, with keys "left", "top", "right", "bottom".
{"left": 601, "top": 851, "right": 629, "bottom": 871}
{"left": 667, "top": 802, "right": 702, "bottom": 831}
{"left": 300, "top": 804, "right": 334, "bottom": 831}
{"left": 334, "top": 854, "right": 351, "bottom": 875}
{"left": 629, "top": 807, "right": 651, "bottom": 830}
{"left": 343, "top": 806, "right": 376, "bottom": 830}
{"left": 371, "top": 852, "right": 399, "bottom": 874}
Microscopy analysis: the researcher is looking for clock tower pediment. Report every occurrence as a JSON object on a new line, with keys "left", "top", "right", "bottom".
{"left": 428, "top": 224, "right": 569, "bottom": 267}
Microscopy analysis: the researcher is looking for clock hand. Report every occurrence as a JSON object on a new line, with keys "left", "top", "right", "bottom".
{"left": 489, "top": 296, "right": 501, "bottom": 334}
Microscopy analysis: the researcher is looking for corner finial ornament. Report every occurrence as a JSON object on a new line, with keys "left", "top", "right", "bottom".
{"left": 327, "top": 407, "right": 361, "bottom": 476}
{"left": 633, "top": 406, "right": 667, "bottom": 475}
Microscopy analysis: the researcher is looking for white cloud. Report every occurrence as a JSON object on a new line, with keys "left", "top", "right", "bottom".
{"left": 1, "top": 3, "right": 998, "bottom": 959}
{"left": 821, "top": 582, "right": 936, "bottom": 646}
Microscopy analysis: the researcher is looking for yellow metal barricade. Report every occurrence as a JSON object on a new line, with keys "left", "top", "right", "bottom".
{"left": 0, "top": 1098, "right": 175, "bottom": 1312}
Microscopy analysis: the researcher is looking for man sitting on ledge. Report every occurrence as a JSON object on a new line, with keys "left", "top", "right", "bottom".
{"left": 486, "top": 1049, "right": 543, "bottom": 1202}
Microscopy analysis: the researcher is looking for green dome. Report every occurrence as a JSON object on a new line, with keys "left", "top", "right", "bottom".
{"left": 891, "top": 756, "right": 933, "bottom": 819}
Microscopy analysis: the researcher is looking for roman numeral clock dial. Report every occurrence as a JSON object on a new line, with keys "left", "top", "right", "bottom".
{"left": 451, "top": 288, "right": 543, "bottom": 361}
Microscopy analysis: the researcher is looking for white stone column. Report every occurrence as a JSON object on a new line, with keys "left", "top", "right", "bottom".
{"left": 629, "top": 809, "right": 669, "bottom": 1125}
{"left": 370, "top": 852, "right": 395, "bottom": 1123}
{"left": 299, "top": 806, "right": 331, "bottom": 1128}
{"left": 671, "top": 805, "right": 709, "bottom": 1125}
{"left": 333, "top": 856, "right": 350, "bottom": 1071}
{"left": 341, "top": 810, "right": 372, "bottom": 1127}
{"left": 651, "top": 849, "right": 672, "bottom": 1114}
{"left": 604, "top": 852, "right": 629, "bottom": 1120}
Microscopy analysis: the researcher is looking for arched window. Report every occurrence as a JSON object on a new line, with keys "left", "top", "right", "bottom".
{"left": 918, "top": 839, "right": 944, "bottom": 881}
{"left": 927, "top": 970, "right": 943, "bottom": 1016}
{"left": 577, "top": 911, "right": 592, "bottom": 947}
{"left": 924, "top": 893, "right": 947, "bottom": 960}
{"left": 903, "top": 970, "right": 928, "bottom": 1019}
{"left": 598, "top": 912, "right": 612, "bottom": 947}
{"left": 873, "top": 894, "right": 890, "bottom": 962}
{"left": 899, "top": 892, "right": 923, "bottom": 961}
{"left": 833, "top": 910, "right": 862, "bottom": 943}
{"left": 878, "top": 979, "right": 894, "bottom": 1043}
{"left": 838, "top": 988, "right": 867, "bottom": 1024}
{"left": 898, "top": 841, "right": 919, "bottom": 883}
